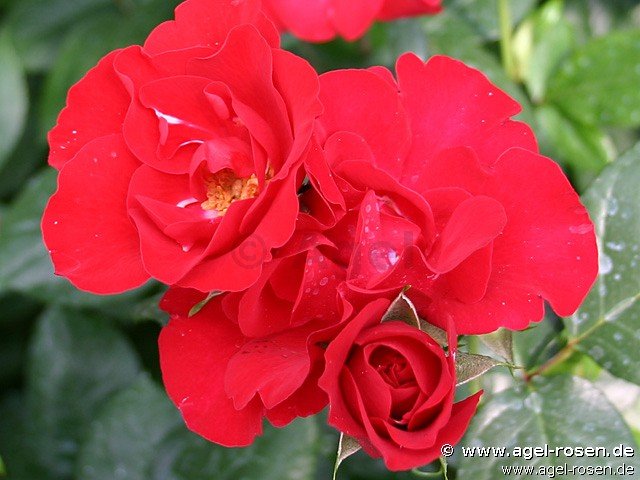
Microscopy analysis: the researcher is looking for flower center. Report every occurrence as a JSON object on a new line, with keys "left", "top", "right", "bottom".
{"left": 201, "top": 169, "right": 260, "bottom": 214}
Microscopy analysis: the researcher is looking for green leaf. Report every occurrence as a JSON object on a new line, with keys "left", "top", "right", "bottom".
{"left": 76, "top": 375, "right": 181, "bottom": 480}
{"left": 547, "top": 30, "right": 640, "bottom": 127}
{"left": 522, "top": 0, "right": 575, "bottom": 102}
{"left": 25, "top": 307, "right": 141, "bottom": 478}
{"left": 368, "top": 18, "right": 429, "bottom": 68}
{"left": 445, "top": 0, "right": 537, "bottom": 41}
{"left": 0, "top": 392, "right": 49, "bottom": 480}
{"left": 188, "top": 291, "right": 223, "bottom": 317}
{"left": 0, "top": 293, "right": 40, "bottom": 387}
{"left": 564, "top": 0, "right": 640, "bottom": 40}
{"left": 564, "top": 142, "right": 640, "bottom": 385}
{"left": 0, "top": 455, "right": 5, "bottom": 476}
{"left": 0, "top": 169, "right": 59, "bottom": 293}
{"left": 456, "top": 352, "right": 505, "bottom": 386}
{"left": 478, "top": 328, "right": 514, "bottom": 363}
{"left": 458, "top": 375, "right": 640, "bottom": 478}
{"left": 149, "top": 416, "right": 321, "bottom": 480}
{"left": 382, "top": 292, "right": 421, "bottom": 328}
{"left": 6, "top": 0, "right": 113, "bottom": 70}
{"left": 333, "top": 433, "right": 361, "bottom": 480}
{"left": 0, "top": 28, "right": 28, "bottom": 169}
{"left": 6, "top": 0, "right": 180, "bottom": 71}
{"left": 535, "top": 105, "right": 613, "bottom": 176}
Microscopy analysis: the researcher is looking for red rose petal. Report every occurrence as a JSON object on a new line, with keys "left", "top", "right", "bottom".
{"left": 262, "top": 0, "right": 336, "bottom": 42}
{"left": 423, "top": 147, "right": 598, "bottom": 332}
{"left": 378, "top": 0, "right": 442, "bottom": 19}
{"left": 319, "top": 69, "right": 411, "bottom": 179}
{"left": 395, "top": 54, "right": 536, "bottom": 188}
{"left": 331, "top": 0, "right": 385, "bottom": 41}
{"left": 445, "top": 244, "right": 493, "bottom": 304}
{"left": 347, "top": 346, "right": 393, "bottom": 418}
{"left": 42, "top": 134, "right": 148, "bottom": 293}
{"left": 236, "top": 259, "right": 298, "bottom": 337}
{"left": 48, "top": 50, "right": 129, "bottom": 170}
{"left": 225, "top": 328, "right": 311, "bottom": 410}
{"left": 265, "top": 350, "right": 328, "bottom": 427}
{"left": 188, "top": 25, "right": 292, "bottom": 168}
{"left": 383, "top": 391, "right": 482, "bottom": 471}
{"left": 144, "top": 0, "right": 279, "bottom": 56}
{"left": 427, "top": 195, "right": 506, "bottom": 274}
{"left": 127, "top": 165, "right": 213, "bottom": 285}
{"left": 319, "top": 299, "right": 391, "bottom": 436}
{"left": 272, "top": 49, "right": 323, "bottom": 165}
{"left": 159, "top": 299, "right": 264, "bottom": 447}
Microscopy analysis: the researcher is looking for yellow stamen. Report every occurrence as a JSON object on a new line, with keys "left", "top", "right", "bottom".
{"left": 201, "top": 169, "right": 261, "bottom": 214}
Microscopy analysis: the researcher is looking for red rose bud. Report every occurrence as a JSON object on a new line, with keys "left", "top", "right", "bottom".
{"left": 319, "top": 299, "right": 481, "bottom": 471}
{"left": 262, "top": 0, "right": 441, "bottom": 42}
{"left": 42, "top": 0, "right": 322, "bottom": 294}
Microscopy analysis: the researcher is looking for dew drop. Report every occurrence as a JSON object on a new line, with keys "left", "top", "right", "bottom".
{"left": 606, "top": 241, "right": 625, "bottom": 252}
{"left": 524, "top": 393, "right": 542, "bottom": 414}
{"left": 599, "top": 253, "right": 613, "bottom": 275}
{"left": 589, "top": 345, "right": 605, "bottom": 360}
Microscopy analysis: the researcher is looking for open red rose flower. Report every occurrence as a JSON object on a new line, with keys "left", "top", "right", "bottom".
{"left": 42, "top": 0, "right": 322, "bottom": 294}
{"left": 315, "top": 54, "right": 599, "bottom": 334}
{"left": 319, "top": 298, "right": 481, "bottom": 471}
{"left": 262, "top": 0, "right": 442, "bottom": 42}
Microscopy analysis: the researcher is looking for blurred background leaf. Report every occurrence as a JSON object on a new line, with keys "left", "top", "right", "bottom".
{"left": 0, "top": 28, "right": 27, "bottom": 170}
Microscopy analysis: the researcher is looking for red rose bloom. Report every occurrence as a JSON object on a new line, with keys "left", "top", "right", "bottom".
{"left": 42, "top": 0, "right": 322, "bottom": 294}
{"left": 319, "top": 298, "right": 481, "bottom": 471}
{"left": 262, "top": 0, "right": 441, "bottom": 42}
{"left": 315, "top": 54, "right": 599, "bottom": 334}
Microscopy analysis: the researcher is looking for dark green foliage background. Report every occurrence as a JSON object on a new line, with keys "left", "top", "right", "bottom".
{"left": 0, "top": 0, "right": 639, "bottom": 478}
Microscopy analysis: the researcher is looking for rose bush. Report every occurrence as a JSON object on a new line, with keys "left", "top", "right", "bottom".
{"left": 42, "top": 0, "right": 322, "bottom": 294}
{"left": 319, "top": 298, "right": 481, "bottom": 471}
{"left": 262, "top": 0, "right": 441, "bottom": 42}
{"left": 36, "top": 0, "right": 603, "bottom": 475}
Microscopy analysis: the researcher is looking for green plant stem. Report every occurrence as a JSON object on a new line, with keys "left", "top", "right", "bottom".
{"left": 412, "top": 458, "right": 448, "bottom": 479}
{"left": 525, "top": 341, "right": 576, "bottom": 381}
{"left": 498, "top": 0, "right": 517, "bottom": 80}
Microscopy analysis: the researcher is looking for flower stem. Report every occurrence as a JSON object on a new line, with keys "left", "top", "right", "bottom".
{"left": 524, "top": 341, "right": 576, "bottom": 381}
{"left": 498, "top": 0, "right": 517, "bottom": 80}
{"left": 412, "top": 458, "right": 448, "bottom": 479}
